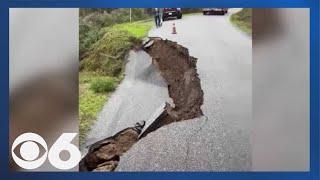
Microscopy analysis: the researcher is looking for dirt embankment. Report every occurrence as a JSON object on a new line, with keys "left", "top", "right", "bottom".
{"left": 140, "top": 38, "right": 204, "bottom": 136}
{"left": 79, "top": 38, "right": 204, "bottom": 171}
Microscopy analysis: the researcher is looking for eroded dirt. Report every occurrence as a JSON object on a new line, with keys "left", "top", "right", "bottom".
{"left": 140, "top": 38, "right": 204, "bottom": 137}
{"left": 80, "top": 38, "right": 204, "bottom": 171}
{"left": 79, "top": 121, "right": 145, "bottom": 171}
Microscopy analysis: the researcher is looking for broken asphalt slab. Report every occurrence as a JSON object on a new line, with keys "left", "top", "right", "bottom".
{"left": 117, "top": 14, "right": 251, "bottom": 171}
{"left": 81, "top": 38, "right": 205, "bottom": 171}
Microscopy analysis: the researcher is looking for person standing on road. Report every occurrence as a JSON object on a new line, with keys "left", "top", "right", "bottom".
{"left": 159, "top": 8, "right": 163, "bottom": 27}
{"left": 154, "top": 8, "right": 161, "bottom": 28}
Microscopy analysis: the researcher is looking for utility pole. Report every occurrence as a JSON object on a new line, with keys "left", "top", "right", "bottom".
{"left": 129, "top": 8, "right": 132, "bottom": 22}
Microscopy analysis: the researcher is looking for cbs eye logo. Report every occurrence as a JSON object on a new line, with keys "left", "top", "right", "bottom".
{"left": 11, "top": 133, "right": 81, "bottom": 170}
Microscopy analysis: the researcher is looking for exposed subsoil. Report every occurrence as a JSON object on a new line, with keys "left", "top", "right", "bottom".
{"left": 79, "top": 38, "right": 204, "bottom": 171}
{"left": 79, "top": 121, "right": 145, "bottom": 171}
{"left": 140, "top": 38, "right": 204, "bottom": 137}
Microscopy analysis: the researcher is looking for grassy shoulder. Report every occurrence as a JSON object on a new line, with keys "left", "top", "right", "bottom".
{"left": 230, "top": 8, "right": 252, "bottom": 35}
{"left": 112, "top": 20, "right": 153, "bottom": 38}
{"left": 80, "top": 20, "right": 153, "bottom": 76}
{"left": 79, "top": 72, "right": 124, "bottom": 144}
{"left": 79, "top": 20, "right": 153, "bottom": 144}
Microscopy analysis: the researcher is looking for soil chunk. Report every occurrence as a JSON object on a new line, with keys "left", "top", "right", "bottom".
{"left": 140, "top": 38, "right": 204, "bottom": 136}
{"left": 79, "top": 121, "right": 145, "bottom": 171}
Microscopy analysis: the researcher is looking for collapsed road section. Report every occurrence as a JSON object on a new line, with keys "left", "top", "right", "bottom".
{"left": 79, "top": 38, "right": 204, "bottom": 171}
{"left": 79, "top": 121, "right": 145, "bottom": 171}
{"left": 140, "top": 38, "right": 204, "bottom": 137}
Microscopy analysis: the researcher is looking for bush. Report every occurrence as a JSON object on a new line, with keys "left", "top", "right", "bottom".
{"left": 79, "top": 8, "right": 154, "bottom": 76}
{"left": 80, "top": 29, "right": 137, "bottom": 76}
{"left": 79, "top": 23, "right": 106, "bottom": 58}
{"left": 80, "top": 8, "right": 151, "bottom": 29}
{"left": 230, "top": 8, "right": 252, "bottom": 35}
{"left": 79, "top": 82, "right": 107, "bottom": 144}
{"left": 90, "top": 78, "right": 116, "bottom": 93}
{"left": 79, "top": 72, "right": 120, "bottom": 144}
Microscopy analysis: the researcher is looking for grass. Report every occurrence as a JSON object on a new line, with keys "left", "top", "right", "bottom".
{"left": 90, "top": 77, "right": 116, "bottom": 93}
{"left": 80, "top": 20, "right": 153, "bottom": 76}
{"left": 112, "top": 20, "right": 153, "bottom": 38}
{"left": 79, "top": 72, "right": 124, "bottom": 144}
{"left": 230, "top": 8, "right": 252, "bottom": 35}
{"left": 79, "top": 20, "right": 153, "bottom": 145}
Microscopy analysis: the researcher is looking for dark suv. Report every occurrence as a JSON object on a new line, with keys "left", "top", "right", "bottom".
{"left": 162, "top": 8, "right": 182, "bottom": 21}
{"left": 203, "top": 8, "right": 228, "bottom": 15}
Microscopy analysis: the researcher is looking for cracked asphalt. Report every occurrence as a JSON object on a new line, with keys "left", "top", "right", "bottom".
{"left": 116, "top": 9, "right": 252, "bottom": 171}
{"left": 83, "top": 9, "right": 251, "bottom": 171}
{"left": 82, "top": 50, "right": 172, "bottom": 153}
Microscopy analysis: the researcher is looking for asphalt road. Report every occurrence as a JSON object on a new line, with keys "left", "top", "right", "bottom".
{"left": 117, "top": 9, "right": 252, "bottom": 171}
{"left": 83, "top": 50, "right": 172, "bottom": 151}
{"left": 85, "top": 9, "right": 252, "bottom": 171}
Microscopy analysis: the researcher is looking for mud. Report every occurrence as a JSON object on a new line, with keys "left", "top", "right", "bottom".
{"left": 80, "top": 39, "right": 204, "bottom": 171}
{"left": 79, "top": 121, "right": 145, "bottom": 171}
{"left": 140, "top": 38, "right": 204, "bottom": 137}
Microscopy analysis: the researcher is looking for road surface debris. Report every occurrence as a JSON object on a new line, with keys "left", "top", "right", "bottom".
{"left": 79, "top": 121, "right": 145, "bottom": 171}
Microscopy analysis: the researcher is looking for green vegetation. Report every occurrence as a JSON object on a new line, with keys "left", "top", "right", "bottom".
{"left": 113, "top": 20, "right": 153, "bottom": 38}
{"left": 79, "top": 24, "right": 106, "bottom": 59}
{"left": 79, "top": 9, "right": 153, "bottom": 144}
{"left": 90, "top": 77, "right": 116, "bottom": 93}
{"left": 230, "top": 8, "right": 252, "bottom": 35}
{"left": 79, "top": 73, "right": 107, "bottom": 144}
{"left": 80, "top": 9, "right": 151, "bottom": 58}
{"left": 79, "top": 72, "right": 124, "bottom": 144}
{"left": 80, "top": 20, "right": 152, "bottom": 76}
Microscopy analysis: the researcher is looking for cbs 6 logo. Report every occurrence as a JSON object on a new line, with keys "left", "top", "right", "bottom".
{"left": 11, "top": 133, "right": 81, "bottom": 170}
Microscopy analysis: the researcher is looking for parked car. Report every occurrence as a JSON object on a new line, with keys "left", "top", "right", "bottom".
{"left": 203, "top": 8, "right": 228, "bottom": 15}
{"left": 162, "top": 8, "right": 182, "bottom": 21}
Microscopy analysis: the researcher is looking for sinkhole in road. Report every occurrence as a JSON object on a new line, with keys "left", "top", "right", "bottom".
{"left": 79, "top": 38, "right": 204, "bottom": 171}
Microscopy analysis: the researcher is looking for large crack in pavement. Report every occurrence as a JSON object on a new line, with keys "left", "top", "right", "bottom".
{"left": 140, "top": 38, "right": 204, "bottom": 137}
{"left": 79, "top": 38, "right": 204, "bottom": 171}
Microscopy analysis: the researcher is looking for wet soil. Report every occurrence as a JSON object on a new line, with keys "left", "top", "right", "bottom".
{"left": 140, "top": 38, "right": 204, "bottom": 137}
{"left": 79, "top": 122, "right": 144, "bottom": 171}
